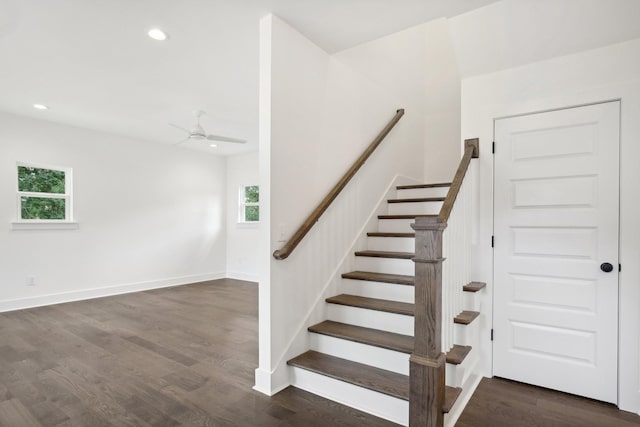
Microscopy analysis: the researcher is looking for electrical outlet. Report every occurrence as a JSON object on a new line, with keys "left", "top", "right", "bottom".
{"left": 27, "top": 275, "right": 36, "bottom": 286}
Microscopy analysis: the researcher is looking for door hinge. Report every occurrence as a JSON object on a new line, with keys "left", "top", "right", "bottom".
{"left": 619, "top": 263, "right": 622, "bottom": 272}
{"left": 491, "top": 329, "right": 494, "bottom": 341}
{"left": 491, "top": 235, "right": 494, "bottom": 248}
{"left": 492, "top": 141, "right": 495, "bottom": 154}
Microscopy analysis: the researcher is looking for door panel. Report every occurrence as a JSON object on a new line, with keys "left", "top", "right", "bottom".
{"left": 493, "top": 101, "right": 620, "bottom": 404}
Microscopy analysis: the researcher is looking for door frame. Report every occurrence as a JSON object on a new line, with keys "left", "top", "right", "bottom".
{"left": 490, "top": 99, "right": 622, "bottom": 404}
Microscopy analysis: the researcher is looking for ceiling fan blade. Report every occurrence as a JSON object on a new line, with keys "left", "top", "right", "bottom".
{"left": 169, "top": 123, "right": 190, "bottom": 134}
{"left": 206, "top": 134, "right": 247, "bottom": 144}
{"left": 174, "top": 137, "right": 191, "bottom": 145}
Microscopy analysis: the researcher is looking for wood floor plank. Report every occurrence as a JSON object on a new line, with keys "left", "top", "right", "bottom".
{"left": 0, "top": 279, "right": 398, "bottom": 427}
{"left": 0, "top": 398, "right": 43, "bottom": 427}
{"left": 2, "top": 279, "right": 634, "bottom": 426}
{"left": 457, "top": 377, "right": 640, "bottom": 427}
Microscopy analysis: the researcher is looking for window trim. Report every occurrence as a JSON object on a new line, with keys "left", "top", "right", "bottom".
{"left": 238, "top": 184, "right": 260, "bottom": 224}
{"left": 13, "top": 161, "right": 76, "bottom": 228}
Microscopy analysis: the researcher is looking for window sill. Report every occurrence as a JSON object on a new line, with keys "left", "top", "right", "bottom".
{"left": 11, "top": 221, "right": 79, "bottom": 230}
{"left": 237, "top": 222, "right": 260, "bottom": 229}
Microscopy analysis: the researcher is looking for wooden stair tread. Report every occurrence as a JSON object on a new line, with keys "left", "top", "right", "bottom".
{"left": 446, "top": 345, "right": 472, "bottom": 365}
{"left": 396, "top": 183, "right": 452, "bottom": 189}
{"left": 378, "top": 214, "right": 437, "bottom": 220}
{"left": 308, "top": 321, "right": 472, "bottom": 365}
{"left": 309, "top": 321, "right": 413, "bottom": 353}
{"left": 288, "top": 350, "right": 461, "bottom": 411}
{"left": 341, "top": 271, "right": 414, "bottom": 286}
{"left": 326, "top": 294, "right": 414, "bottom": 316}
{"left": 454, "top": 310, "right": 480, "bottom": 325}
{"left": 366, "top": 232, "right": 415, "bottom": 238}
{"left": 463, "top": 281, "right": 486, "bottom": 292}
{"left": 444, "top": 386, "right": 463, "bottom": 413}
{"left": 288, "top": 350, "right": 408, "bottom": 399}
{"left": 354, "top": 250, "right": 414, "bottom": 259}
{"left": 387, "top": 197, "right": 445, "bottom": 203}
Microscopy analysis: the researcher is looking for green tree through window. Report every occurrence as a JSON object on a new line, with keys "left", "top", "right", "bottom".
{"left": 17, "top": 164, "right": 71, "bottom": 221}
{"left": 240, "top": 185, "right": 259, "bottom": 222}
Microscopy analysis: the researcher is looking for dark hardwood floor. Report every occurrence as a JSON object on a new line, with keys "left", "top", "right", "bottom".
{"left": 2, "top": 279, "right": 638, "bottom": 426}
{"left": 0, "top": 279, "right": 395, "bottom": 426}
{"left": 457, "top": 377, "right": 640, "bottom": 427}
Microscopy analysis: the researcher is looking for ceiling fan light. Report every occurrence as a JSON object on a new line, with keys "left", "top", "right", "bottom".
{"left": 209, "top": 144, "right": 217, "bottom": 148}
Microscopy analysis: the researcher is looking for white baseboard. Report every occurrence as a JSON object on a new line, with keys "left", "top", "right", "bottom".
{"left": 0, "top": 271, "right": 226, "bottom": 313}
{"left": 226, "top": 271, "right": 259, "bottom": 282}
{"left": 253, "top": 366, "right": 290, "bottom": 396}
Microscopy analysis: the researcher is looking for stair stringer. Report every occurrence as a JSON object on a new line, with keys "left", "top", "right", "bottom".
{"left": 444, "top": 287, "right": 487, "bottom": 426}
{"left": 265, "top": 174, "right": 421, "bottom": 395}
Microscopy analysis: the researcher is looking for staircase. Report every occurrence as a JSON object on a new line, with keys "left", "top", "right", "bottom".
{"left": 286, "top": 181, "right": 486, "bottom": 426}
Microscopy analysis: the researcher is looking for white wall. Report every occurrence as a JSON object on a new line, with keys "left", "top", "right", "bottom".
{"left": 256, "top": 15, "right": 426, "bottom": 394}
{"left": 226, "top": 151, "right": 260, "bottom": 281}
{"left": 333, "top": 18, "right": 462, "bottom": 182}
{"left": 450, "top": 0, "right": 640, "bottom": 78}
{"left": 0, "top": 112, "right": 227, "bottom": 310}
{"left": 460, "top": 38, "right": 640, "bottom": 413}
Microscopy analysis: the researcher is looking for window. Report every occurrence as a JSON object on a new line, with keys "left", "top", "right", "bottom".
{"left": 239, "top": 185, "right": 259, "bottom": 223}
{"left": 16, "top": 163, "right": 73, "bottom": 222}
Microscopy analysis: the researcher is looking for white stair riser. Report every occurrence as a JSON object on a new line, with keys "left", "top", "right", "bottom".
{"left": 309, "top": 334, "right": 409, "bottom": 375}
{"left": 464, "top": 291, "right": 481, "bottom": 312}
{"left": 367, "top": 236, "right": 415, "bottom": 252}
{"left": 341, "top": 279, "right": 414, "bottom": 303}
{"left": 378, "top": 218, "right": 415, "bottom": 233}
{"left": 388, "top": 201, "right": 443, "bottom": 215}
{"left": 290, "top": 367, "right": 409, "bottom": 426}
{"left": 454, "top": 318, "right": 480, "bottom": 347}
{"left": 310, "top": 334, "right": 463, "bottom": 388}
{"left": 327, "top": 304, "right": 414, "bottom": 336}
{"left": 396, "top": 187, "right": 449, "bottom": 199}
{"left": 445, "top": 349, "right": 475, "bottom": 388}
{"left": 355, "top": 256, "right": 414, "bottom": 275}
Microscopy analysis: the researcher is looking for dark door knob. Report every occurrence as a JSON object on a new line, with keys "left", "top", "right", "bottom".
{"left": 600, "top": 262, "right": 614, "bottom": 273}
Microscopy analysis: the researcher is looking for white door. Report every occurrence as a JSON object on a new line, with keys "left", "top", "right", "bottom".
{"left": 493, "top": 101, "right": 620, "bottom": 403}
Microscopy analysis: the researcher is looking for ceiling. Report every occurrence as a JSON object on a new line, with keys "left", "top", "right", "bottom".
{"left": 0, "top": 0, "right": 498, "bottom": 156}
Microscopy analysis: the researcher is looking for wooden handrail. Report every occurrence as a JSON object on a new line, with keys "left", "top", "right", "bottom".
{"left": 438, "top": 138, "right": 479, "bottom": 222}
{"left": 273, "top": 109, "right": 405, "bottom": 260}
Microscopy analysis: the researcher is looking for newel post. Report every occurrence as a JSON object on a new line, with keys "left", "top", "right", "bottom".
{"left": 409, "top": 216, "right": 447, "bottom": 427}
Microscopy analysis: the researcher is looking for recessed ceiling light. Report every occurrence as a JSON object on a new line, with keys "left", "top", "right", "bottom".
{"left": 209, "top": 144, "right": 217, "bottom": 148}
{"left": 147, "top": 28, "right": 168, "bottom": 41}
{"left": 33, "top": 104, "right": 48, "bottom": 110}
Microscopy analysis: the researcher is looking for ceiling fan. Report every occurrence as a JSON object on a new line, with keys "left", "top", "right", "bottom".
{"left": 170, "top": 110, "right": 246, "bottom": 145}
